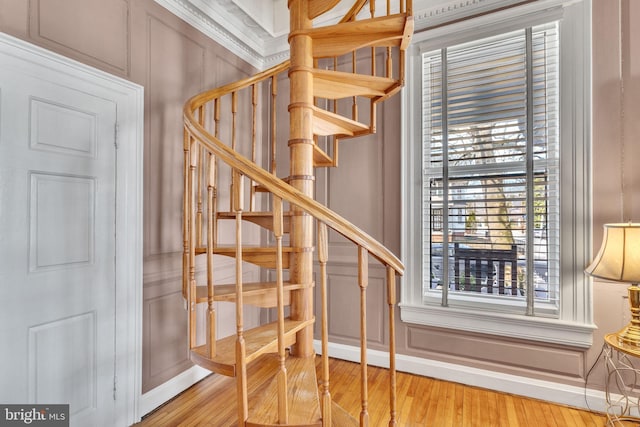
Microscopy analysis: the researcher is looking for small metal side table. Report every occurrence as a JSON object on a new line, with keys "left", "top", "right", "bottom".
{"left": 604, "top": 333, "right": 640, "bottom": 426}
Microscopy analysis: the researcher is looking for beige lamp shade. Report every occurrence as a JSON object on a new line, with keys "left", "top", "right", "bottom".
{"left": 586, "top": 223, "right": 640, "bottom": 283}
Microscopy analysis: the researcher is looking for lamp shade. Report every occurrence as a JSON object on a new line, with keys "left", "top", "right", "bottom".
{"left": 585, "top": 223, "right": 640, "bottom": 283}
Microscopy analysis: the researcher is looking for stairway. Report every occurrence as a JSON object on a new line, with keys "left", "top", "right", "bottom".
{"left": 181, "top": 1, "right": 412, "bottom": 425}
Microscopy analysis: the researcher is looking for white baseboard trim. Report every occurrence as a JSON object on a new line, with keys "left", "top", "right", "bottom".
{"left": 314, "top": 340, "right": 609, "bottom": 413}
{"left": 137, "top": 365, "right": 212, "bottom": 419}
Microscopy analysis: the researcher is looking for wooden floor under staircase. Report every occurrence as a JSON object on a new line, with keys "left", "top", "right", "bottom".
{"left": 136, "top": 357, "right": 607, "bottom": 427}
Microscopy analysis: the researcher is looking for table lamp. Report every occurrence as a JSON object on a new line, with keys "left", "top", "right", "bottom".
{"left": 585, "top": 223, "right": 640, "bottom": 347}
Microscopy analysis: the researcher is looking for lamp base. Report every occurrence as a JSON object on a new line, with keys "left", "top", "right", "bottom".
{"left": 610, "top": 324, "right": 640, "bottom": 347}
{"left": 609, "top": 284, "right": 640, "bottom": 349}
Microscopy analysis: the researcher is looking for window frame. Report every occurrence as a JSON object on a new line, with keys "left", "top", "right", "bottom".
{"left": 400, "top": 0, "right": 596, "bottom": 348}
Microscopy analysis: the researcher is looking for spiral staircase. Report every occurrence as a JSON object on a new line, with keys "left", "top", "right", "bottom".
{"left": 182, "top": 1, "right": 413, "bottom": 425}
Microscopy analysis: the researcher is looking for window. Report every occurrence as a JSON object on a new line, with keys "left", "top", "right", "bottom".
{"left": 401, "top": 0, "right": 595, "bottom": 347}
{"left": 423, "top": 24, "right": 559, "bottom": 314}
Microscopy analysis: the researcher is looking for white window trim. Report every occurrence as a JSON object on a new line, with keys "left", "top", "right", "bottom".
{"left": 400, "top": 0, "right": 596, "bottom": 348}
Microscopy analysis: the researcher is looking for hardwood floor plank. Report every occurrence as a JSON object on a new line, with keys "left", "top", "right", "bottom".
{"left": 136, "top": 357, "right": 607, "bottom": 426}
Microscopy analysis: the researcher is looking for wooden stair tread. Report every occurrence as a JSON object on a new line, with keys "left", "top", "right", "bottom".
{"left": 190, "top": 317, "right": 315, "bottom": 377}
{"left": 246, "top": 355, "right": 322, "bottom": 427}
{"left": 195, "top": 281, "right": 312, "bottom": 306}
{"left": 196, "top": 245, "right": 293, "bottom": 269}
{"left": 197, "top": 245, "right": 294, "bottom": 254}
{"left": 313, "top": 143, "right": 334, "bottom": 167}
{"left": 305, "top": 13, "right": 413, "bottom": 58}
{"left": 313, "top": 68, "right": 397, "bottom": 99}
{"left": 331, "top": 401, "right": 358, "bottom": 426}
{"left": 312, "top": 106, "right": 369, "bottom": 137}
{"left": 217, "top": 211, "right": 292, "bottom": 233}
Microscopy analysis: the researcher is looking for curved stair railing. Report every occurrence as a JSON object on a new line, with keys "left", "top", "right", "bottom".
{"left": 182, "top": 1, "right": 412, "bottom": 425}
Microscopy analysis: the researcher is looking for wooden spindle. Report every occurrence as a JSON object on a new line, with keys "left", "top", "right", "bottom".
{"left": 358, "top": 246, "right": 369, "bottom": 426}
{"left": 233, "top": 168, "right": 248, "bottom": 422}
{"left": 386, "top": 47, "right": 393, "bottom": 79}
{"left": 188, "top": 138, "right": 198, "bottom": 350}
{"left": 401, "top": 0, "right": 406, "bottom": 14}
{"left": 370, "top": 0, "right": 375, "bottom": 17}
{"left": 318, "top": 222, "right": 332, "bottom": 426}
{"left": 352, "top": 51, "right": 358, "bottom": 121}
{"left": 196, "top": 106, "right": 205, "bottom": 247}
{"left": 333, "top": 57, "right": 338, "bottom": 114}
{"left": 271, "top": 76, "right": 278, "bottom": 175}
{"left": 406, "top": 0, "right": 413, "bottom": 16}
{"left": 207, "top": 153, "right": 216, "bottom": 359}
{"left": 250, "top": 84, "right": 257, "bottom": 212}
{"left": 214, "top": 98, "right": 221, "bottom": 140}
{"left": 182, "top": 129, "right": 190, "bottom": 300}
{"left": 387, "top": 0, "right": 391, "bottom": 15}
{"left": 273, "top": 196, "right": 289, "bottom": 424}
{"left": 387, "top": 267, "right": 397, "bottom": 426}
{"left": 230, "top": 91, "right": 238, "bottom": 212}
{"left": 370, "top": 102, "right": 377, "bottom": 134}
{"left": 399, "top": 49, "right": 406, "bottom": 85}
{"left": 213, "top": 99, "right": 220, "bottom": 248}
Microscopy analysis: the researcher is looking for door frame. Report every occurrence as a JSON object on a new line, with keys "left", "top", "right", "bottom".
{"left": 0, "top": 33, "right": 144, "bottom": 426}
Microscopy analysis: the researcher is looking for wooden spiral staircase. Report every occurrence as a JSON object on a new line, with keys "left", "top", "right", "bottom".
{"left": 182, "top": 1, "right": 413, "bottom": 425}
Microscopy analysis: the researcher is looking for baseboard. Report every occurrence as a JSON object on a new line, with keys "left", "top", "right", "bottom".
{"left": 137, "top": 365, "right": 212, "bottom": 419}
{"left": 313, "top": 340, "right": 609, "bottom": 413}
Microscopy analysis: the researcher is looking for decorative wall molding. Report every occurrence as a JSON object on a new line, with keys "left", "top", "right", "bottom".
{"left": 314, "top": 340, "right": 609, "bottom": 413}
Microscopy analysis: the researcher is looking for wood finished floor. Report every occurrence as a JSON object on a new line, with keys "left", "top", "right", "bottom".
{"left": 137, "top": 357, "right": 608, "bottom": 427}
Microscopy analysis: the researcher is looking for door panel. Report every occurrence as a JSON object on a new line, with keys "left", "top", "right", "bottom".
{"left": 0, "top": 60, "right": 117, "bottom": 426}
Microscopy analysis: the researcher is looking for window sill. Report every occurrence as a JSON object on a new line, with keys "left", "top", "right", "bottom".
{"left": 399, "top": 302, "right": 596, "bottom": 348}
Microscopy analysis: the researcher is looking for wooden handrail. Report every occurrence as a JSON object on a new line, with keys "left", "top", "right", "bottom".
{"left": 184, "top": 107, "right": 403, "bottom": 276}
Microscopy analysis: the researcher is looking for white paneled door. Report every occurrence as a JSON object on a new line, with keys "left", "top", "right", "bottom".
{"left": 0, "top": 35, "right": 142, "bottom": 426}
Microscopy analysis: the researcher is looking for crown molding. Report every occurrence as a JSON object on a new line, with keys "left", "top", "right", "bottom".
{"left": 154, "top": 0, "right": 270, "bottom": 69}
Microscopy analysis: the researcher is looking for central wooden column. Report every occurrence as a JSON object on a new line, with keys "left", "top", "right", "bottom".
{"left": 288, "top": 0, "right": 315, "bottom": 357}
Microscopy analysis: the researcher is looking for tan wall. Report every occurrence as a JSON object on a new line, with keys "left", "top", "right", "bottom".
{"left": 312, "top": 0, "right": 640, "bottom": 391}
{"left": 0, "top": 0, "right": 258, "bottom": 392}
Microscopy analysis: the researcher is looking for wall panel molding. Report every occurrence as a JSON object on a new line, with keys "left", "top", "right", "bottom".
{"left": 28, "top": 0, "right": 130, "bottom": 76}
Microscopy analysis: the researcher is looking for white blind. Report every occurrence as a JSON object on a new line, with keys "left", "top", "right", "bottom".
{"left": 422, "top": 23, "right": 559, "bottom": 309}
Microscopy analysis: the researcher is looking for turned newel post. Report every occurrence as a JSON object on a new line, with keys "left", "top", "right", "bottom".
{"left": 288, "top": 0, "right": 315, "bottom": 357}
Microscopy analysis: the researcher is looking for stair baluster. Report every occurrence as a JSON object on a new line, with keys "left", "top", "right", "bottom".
{"left": 387, "top": 267, "right": 397, "bottom": 427}
{"left": 230, "top": 91, "right": 238, "bottom": 212}
{"left": 250, "top": 84, "right": 257, "bottom": 212}
{"left": 270, "top": 76, "right": 277, "bottom": 175}
{"left": 188, "top": 139, "right": 199, "bottom": 349}
{"left": 274, "top": 195, "right": 289, "bottom": 424}
{"left": 317, "top": 222, "right": 331, "bottom": 426}
{"left": 352, "top": 50, "right": 358, "bottom": 123}
{"left": 207, "top": 152, "right": 216, "bottom": 358}
{"left": 233, "top": 169, "right": 249, "bottom": 422}
{"left": 196, "top": 106, "right": 205, "bottom": 247}
{"left": 212, "top": 99, "right": 220, "bottom": 249}
{"left": 182, "top": 129, "right": 190, "bottom": 300}
{"left": 358, "top": 247, "right": 369, "bottom": 427}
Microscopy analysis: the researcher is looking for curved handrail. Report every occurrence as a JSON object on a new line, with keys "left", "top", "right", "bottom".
{"left": 183, "top": 68, "right": 403, "bottom": 275}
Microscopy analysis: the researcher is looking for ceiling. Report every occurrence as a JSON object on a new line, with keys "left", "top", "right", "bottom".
{"left": 154, "top": 0, "right": 527, "bottom": 69}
